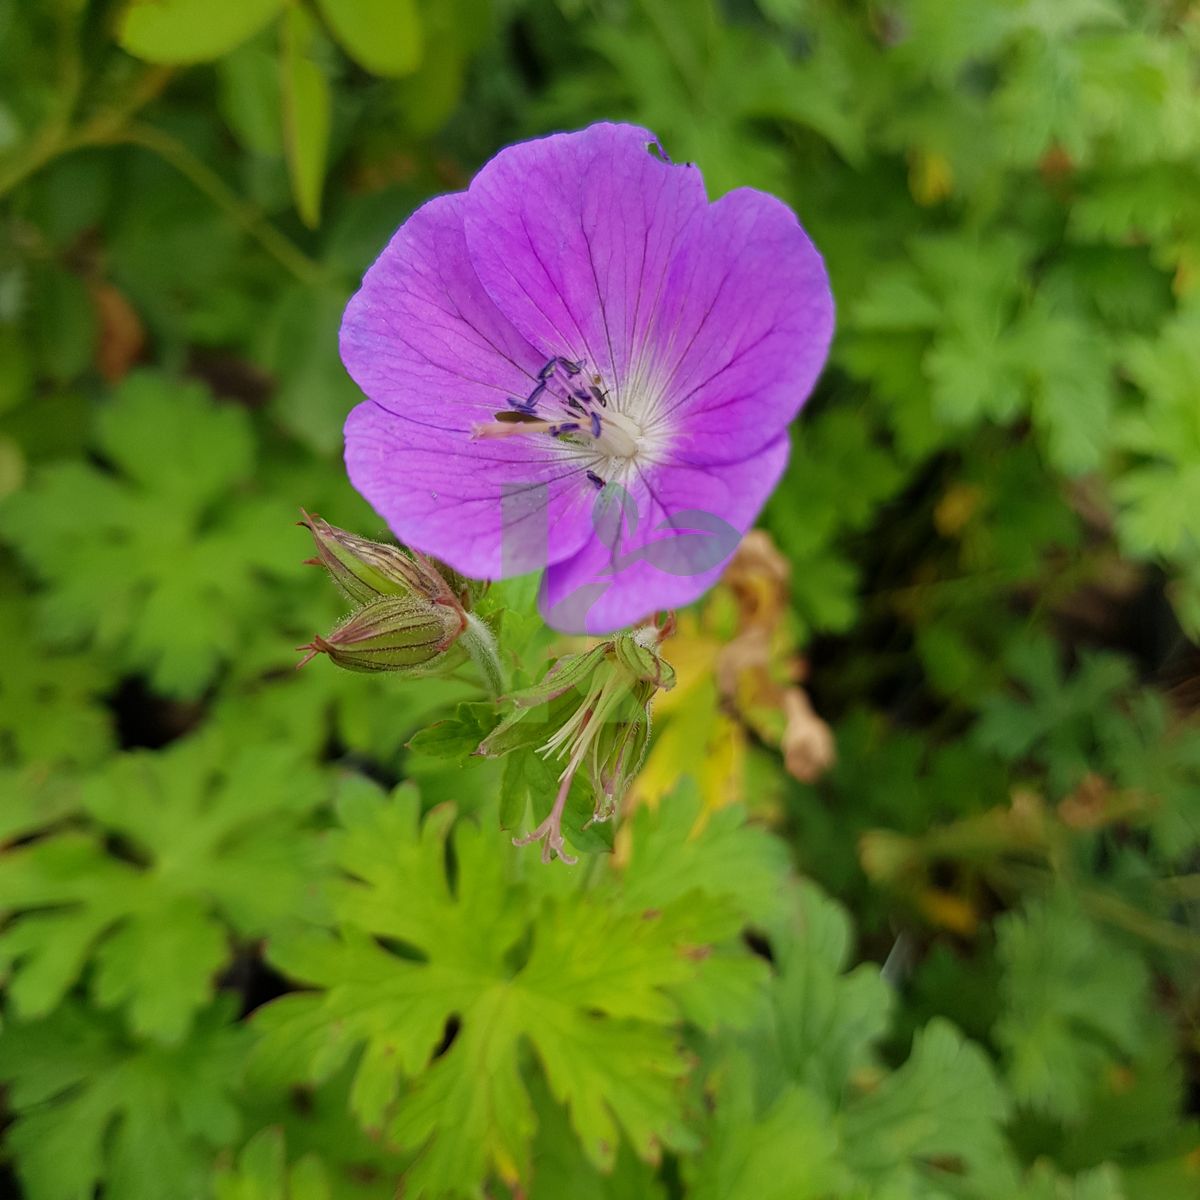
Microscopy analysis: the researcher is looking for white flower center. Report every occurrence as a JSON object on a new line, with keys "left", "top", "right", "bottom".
{"left": 472, "top": 355, "right": 661, "bottom": 489}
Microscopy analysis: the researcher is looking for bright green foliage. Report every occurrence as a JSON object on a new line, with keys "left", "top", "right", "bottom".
{"left": 0, "top": 999, "right": 246, "bottom": 1200}
{"left": 212, "top": 1127, "right": 333, "bottom": 1200}
{"left": 1113, "top": 305, "right": 1200, "bottom": 570}
{"left": 119, "top": 0, "right": 287, "bottom": 64}
{"left": 1023, "top": 1164, "right": 1125, "bottom": 1200}
{"left": 2, "top": 0, "right": 1200, "bottom": 1196}
{"left": 687, "top": 884, "right": 1017, "bottom": 1198}
{"left": 0, "top": 372, "right": 302, "bottom": 696}
{"left": 252, "top": 781, "right": 783, "bottom": 1197}
{"left": 280, "top": 6, "right": 333, "bottom": 230}
{"left": 854, "top": 233, "right": 1116, "bottom": 474}
{"left": 314, "top": 0, "right": 423, "bottom": 78}
{"left": 995, "top": 893, "right": 1152, "bottom": 1121}
{"left": 0, "top": 732, "right": 328, "bottom": 1041}
{"left": 0, "top": 586, "right": 115, "bottom": 767}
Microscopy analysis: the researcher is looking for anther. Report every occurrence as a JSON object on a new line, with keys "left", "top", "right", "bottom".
{"left": 550, "top": 422, "right": 581, "bottom": 437}
{"left": 537, "top": 358, "right": 558, "bottom": 380}
{"left": 587, "top": 470, "right": 605, "bottom": 490}
{"left": 589, "top": 412, "right": 601, "bottom": 438}
{"left": 558, "top": 358, "right": 583, "bottom": 376}
{"left": 507, "top": 396, "right": 536, "bottom": 414}
{"left": 589, "top": 385, "right": 608, "bottom": 408}
{"left": 527, "top": 380, "right": 547, "bottom": 406}
{"left": 572, "top": 389, "right": 591, "bottom": 403}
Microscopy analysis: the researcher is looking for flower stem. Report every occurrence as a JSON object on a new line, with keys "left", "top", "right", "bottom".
{"left": 460, "top": 612, "right": 505, "bottom": 700}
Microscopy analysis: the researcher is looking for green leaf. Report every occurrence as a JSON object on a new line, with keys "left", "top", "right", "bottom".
{"left": 217, "top": 36, "right": 284, "bottom": 155}
{"left": 119, "top": 0, "right": 286, "bottom": 64}
{"left": 687, "top": 883, "right": 1016, "bottom": 1197}
{"left": 766, "top": 881, "right": 894, "bottom": 1101}
{"left": 281, "top": 6, "right": 333, "bottom": 229}
{"left": 314, "top": 0, "right": 422, "bottom": 77}
{"left": 0, "top": 586, "right": 115, "bottom": 767}
{"left": 213, "top": 1127, "right": 334, "bottom": 1200}
{"left": 1023, "top": 1163, "right": 1127, "bottom": 1200}
{"left": 252, "top": 781, "right": 785, "bottom": 1197}
{"left": 0, "top": 732, "right": 328, "bottom": 1041}
{"left": 0, "top": 371, "right": 302, "bottom": 696}
{"left": 0, "top": 1000, "right": 246, "bottom": 1200}
{"left": 1106, "top": 691, "right": 1200, "bottom": 860}
{"left": 526, "top": 1072, "right": 666, "bottom": 1200}
{"left": 995, "top": 892, "right": 1152, "bottom": 1120}
{"left": 406, "top": 701, "right": 497, "bottom": 760}
{"left": 0, "top": 765, "right": 81, "bottom": 843}
{"left": 842, "top": 1018, "right": 1013, "bottom": 1185}
{"left": 973, "top": 634, "right": 1134, "bottom": 794}
{"left": 686, "top": 1064, "right": 851, "bottom": 1200}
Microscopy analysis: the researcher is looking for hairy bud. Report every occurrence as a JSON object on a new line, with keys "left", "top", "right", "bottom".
{"left": 297, "top": 512, "right": 474, "bottom": 676}
{"left": 299, "top": 510, "right": 467, "bottom": 608}
{"left": 298, "top": 595, "right": 467, "bottom": 674}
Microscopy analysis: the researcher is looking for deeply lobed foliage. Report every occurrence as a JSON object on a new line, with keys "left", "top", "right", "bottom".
{"left": 2, "top": 1, "right": 1199, "bottom": 1198}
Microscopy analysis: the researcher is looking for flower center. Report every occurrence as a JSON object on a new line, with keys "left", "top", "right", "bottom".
{"left": 473, "top": 356, "right": 643, "bottom": 484}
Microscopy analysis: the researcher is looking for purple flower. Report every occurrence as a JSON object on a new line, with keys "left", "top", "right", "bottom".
{"left": 340, "top": 123, "right": 833, "bottom": 633}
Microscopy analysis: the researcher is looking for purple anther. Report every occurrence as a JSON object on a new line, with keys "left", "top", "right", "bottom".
{"left": 537, "top": 358, "right": 558, "bottom": 380}
{"left": 550, "top": 422, "right": 581, "bottom": 437}
{"left": 586, "top": 470, "right": 605, "bottom": 490}
{"left": 589, "top": 411, "right": 602, "bottom": 438}
{"left": 507, "top": 396, "right": 535, "bottom": 413}
{"left": 527, "top": 380, "right": 547, "bottom": 406}
{"left": 558, "top": 358, "right": 583, "bottom": 376}
{"left": 589, "top": 385, "right": 608, "bottom": 408}
{"left": 572, "top": 389, "right": 591, "bottom": 403}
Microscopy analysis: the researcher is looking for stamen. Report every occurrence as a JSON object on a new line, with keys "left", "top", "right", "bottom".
{"left": 587, "top": 470, "right": 605, "bottom": 489}
{"left": 482, "top": 357, "right": 643, "bottom": 460}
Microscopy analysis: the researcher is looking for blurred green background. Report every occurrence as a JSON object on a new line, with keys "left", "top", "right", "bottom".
{"left": 2, "top": 1, "right": 1200, "bottom": 1198}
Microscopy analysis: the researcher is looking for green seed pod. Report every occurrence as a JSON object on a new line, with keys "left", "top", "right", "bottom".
{"left": 299, "top": 595, "right": 467, "bottom": 674}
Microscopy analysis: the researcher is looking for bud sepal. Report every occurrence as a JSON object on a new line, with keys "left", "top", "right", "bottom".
{"left": 298, "top": 595, "right": 468, "bottom": 674}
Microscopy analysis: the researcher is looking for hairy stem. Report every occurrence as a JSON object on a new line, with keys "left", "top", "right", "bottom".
{"left": 460, "top": 612, "right": 505, "bottom": 700}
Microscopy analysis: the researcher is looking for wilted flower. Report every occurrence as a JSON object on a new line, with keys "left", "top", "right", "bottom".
{"left": 476, "top": 620, "right": 676, "bottom": 864}
{"left": 340, "top": 122, "right": 833, "bottom": 634}
{"left": 297, "top": 512, "right": 469, "bottom": 676}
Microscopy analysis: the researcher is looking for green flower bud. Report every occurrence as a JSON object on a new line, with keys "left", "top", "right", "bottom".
{"left": 477, "top": 623, "right": 675, "bottom": 863}
{"left": 299, "top": 510, "right": 462, "bottom": 607}
{"left": 298, "top": 595, "right": 468, "bottom": 674}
